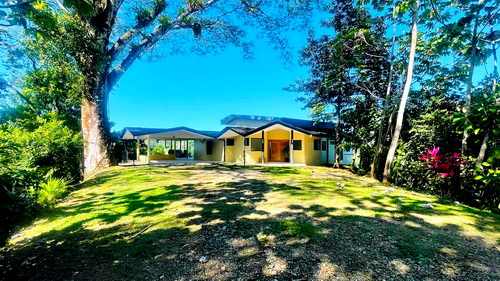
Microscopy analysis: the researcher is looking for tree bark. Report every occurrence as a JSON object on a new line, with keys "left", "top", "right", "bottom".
{"left": 475, "top": 36, "right": 498, "bottom": 168}
{"left": 334, "top": 100, "right": 341, "bottom": 168}
{"left": 79, "top": 1, "right": 119, "bottom": 178}
{"left": 371, "top": 21, "right": 396, "bottom": 178}
{"left": 461, "top": 5, "right": 480, "bottom": 156}
{"left": 81, "top": 68, "right": 113, "bottom": 178}
{"left": 382, "top": 0, "right": 419, "bottom": 184}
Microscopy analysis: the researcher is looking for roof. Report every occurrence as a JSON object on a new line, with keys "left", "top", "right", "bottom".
{"left": 242, "top": 121, "right": 328, "bottom": 137}
{"left": 121, "top": 115, "right": 335, "bottom": 140}
{"left": 221, "top": 114, "right": 335, "bottom": 131}
{"left": 122, "top": 126, "right": 220, "bottom": 139}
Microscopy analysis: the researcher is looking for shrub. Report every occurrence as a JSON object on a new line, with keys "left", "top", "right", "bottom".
{"left": 33, "top": 174, "right": 70, "bottom": 208}
{"left": 151, "top": 145, "right": 166, "bottom": 155}
{"left": 0, "top": 114, "right": 81, "bottom": 244}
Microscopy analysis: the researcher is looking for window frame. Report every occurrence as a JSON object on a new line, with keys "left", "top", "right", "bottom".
{"left": 313, "top": 139, "right": 321, "bottom": 150}
{"left": 251, "top": 138, "right": 263, "bottom": 151}
{"left": 293, "top": 140, "right": 302, "bottom": 151}
{"left": 206, "top": 140, "right": 213, "bottom": 155}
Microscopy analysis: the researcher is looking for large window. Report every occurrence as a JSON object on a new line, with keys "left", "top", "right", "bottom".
{"left": 206, "top": 140, "right": 213, "bottom": 155}
{"left": 226, "top": 139, "right": 235, "bottom": 146}
{"left": 293, "top": 140, "right": 302, "bottom": 151}
{"left": 251, "top": 138, "right": 263, "bottom": 151}
{"left": 313, "top": 139, "right": 321, "bottom": 150}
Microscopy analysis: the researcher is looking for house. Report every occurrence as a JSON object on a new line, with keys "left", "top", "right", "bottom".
{"left": 121, "top": 114, "right": 355, "bottom": 166}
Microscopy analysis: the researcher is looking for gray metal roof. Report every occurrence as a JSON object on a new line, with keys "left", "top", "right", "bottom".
{"left": 123, "top": 126, "right": 220, "bottom": 139}
{"left": 221, "top": 114, "right": 335, "bottom": 131}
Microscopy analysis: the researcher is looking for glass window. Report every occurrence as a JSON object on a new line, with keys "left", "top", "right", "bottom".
{"left": 206, "top": 140, "right": 212, "bottom": 155}
{"left": 293, "top": 140, "right": 302, "bottom": 151}
{"left": 251, "top": 138, "right": 263, "bottom": 151}
{"left": 226, "top": 139, "right": 235, "bottom": 146}
{"left": 321, "top": 141, "right": 327, "bottom": 151}
{"left": 244, "top": 138, "right": 249, "bottom": 146}
{"left": 314, "top": 139, "right": 321, "bottom": 150}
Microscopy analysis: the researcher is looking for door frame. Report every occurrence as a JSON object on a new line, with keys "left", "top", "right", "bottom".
{"left": 268, "top": 139, "right": 289, "bottom": 162}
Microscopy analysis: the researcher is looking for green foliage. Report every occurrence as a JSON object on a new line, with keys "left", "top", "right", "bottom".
{"left": 32, "top": 173, "right": 70, "bottom": 208}
{"left": 0, "top": 114, "right": 81, "bottom": 243}
{"left": 151, "top": 145, "right": 166, "bottom": 155}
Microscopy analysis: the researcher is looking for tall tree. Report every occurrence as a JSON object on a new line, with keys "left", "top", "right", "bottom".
{"left": 382, "top": 0, "right": 419, "bottom": 183}
{"left": 288, "top": 0, "right": 389, "bottom": 168}
{"left": 1, "top": 0, "right": 318, "bottom": 177}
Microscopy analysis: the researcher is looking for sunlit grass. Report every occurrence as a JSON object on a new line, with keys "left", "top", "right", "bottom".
{"left": 2, "top": 165, "right": 499, "bottom": 281}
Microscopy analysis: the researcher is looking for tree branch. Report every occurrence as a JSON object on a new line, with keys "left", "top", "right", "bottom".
{"left": 53, "top": 0, "right": 69, "bottom": 13}
{"left": 9, "top": 85, "right": 37, "bottom": 112}
{"left": 354, "top": 83, "right": 385, "bottom": 100}
{"left": 107, "top": 0, "right": 168, "bottom": 62}
{"left": 106, "top": 0, "right": 220, "bottom": 91}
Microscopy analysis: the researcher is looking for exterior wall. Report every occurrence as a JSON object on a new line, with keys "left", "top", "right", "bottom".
{"left": 222, "top": 129, "right": 323, "bottom": 166}
{"left": 193, "top": 139, "right": 224, "bottom": 161}
{"left": 224, "top": 136, "right": 243, "bottom": 163}
{"left": 292, "top": 132, "right": 305, "bottom": 164}
{"left": 247, "top": 132, "right": 265, "bottom": 164}
{"left": 304, "top": 135, "right": 322, "bottom": 165}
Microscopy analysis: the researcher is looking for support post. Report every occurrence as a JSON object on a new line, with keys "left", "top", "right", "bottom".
{"left": 147, "top": 135, "right": 151, "bottom": 163}
{"left": 223, "top": 139, "right": 226, "bottom": 162}
{"left": 261, "top": 131, "right": 265, "bottom": 164}
{"left": 326, "top": 137, "right": 329, "bottom": 165}
{"left": 290, "top": 130, "right": 294, "bottom": 164}
{"left": 136, "top": 138, "right": 140, "bottom": 164}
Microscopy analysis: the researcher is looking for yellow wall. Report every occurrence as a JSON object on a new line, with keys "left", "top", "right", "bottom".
{"left": 292, "top": 132, "right": 305, "bottom": 164}
{"left": 194, "top": 139, "right": 224, "bottom": 161}
{"left": 222, "top": 129, "right": 322, "bottom": 166}
{"left": 150, "top": 154, "right": 176, "bottom": 160}
{"left": 304, "top": 135, "right": 322, "bottom": 165}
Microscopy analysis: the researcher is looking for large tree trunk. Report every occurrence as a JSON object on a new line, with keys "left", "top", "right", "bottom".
{"left": 81, "top": 69, "right": 113, "bottom": 178}
{"left": 78, "top": 1, "right": 120, "bottom": 178}
{"left": 382, "top": 0, "right": 419, "bottom": 184}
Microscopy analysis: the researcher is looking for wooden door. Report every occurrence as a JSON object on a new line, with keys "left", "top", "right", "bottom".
{"left": 269, "top": 140, "right": 289, "bottom": 162}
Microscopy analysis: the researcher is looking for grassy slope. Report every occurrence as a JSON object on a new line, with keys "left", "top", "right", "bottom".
{"left": 0, "top": 165, "right": 499, "bottom": 281}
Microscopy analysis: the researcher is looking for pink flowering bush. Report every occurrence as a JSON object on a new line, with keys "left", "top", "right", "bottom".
{"left": 419, "top": 147, "right": 467, "bottom": 178}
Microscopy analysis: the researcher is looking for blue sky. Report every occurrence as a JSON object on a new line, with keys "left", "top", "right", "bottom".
{"left": 107, "top": 6, "right": 494, "bottom": 133}
{"left": 109, "top": 34, "right": 314, "bottom": 132}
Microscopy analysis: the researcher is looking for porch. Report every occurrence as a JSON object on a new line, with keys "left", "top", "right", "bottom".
{"left": 121, "top": 127, "right": 221, "bottom": 164}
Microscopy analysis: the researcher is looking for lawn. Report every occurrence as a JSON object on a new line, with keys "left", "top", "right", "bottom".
{"left": 1, "top": 165, "right": 499, "bottom": 281}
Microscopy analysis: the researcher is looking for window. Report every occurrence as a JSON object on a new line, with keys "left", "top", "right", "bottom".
{"left": 244, "top": 138, "right": 249, "bottom": 146}
{"left": 293, "top": 140, "right": 302, "bottom": 151}
{"left": 313, "top": 139, "right": 321, "bottom": 150}
{"left": 330, "top": 140, "right": 335, "bottom": 145}
{"left": 226, "top": 139, "right": 235, "bottom": 146}
{"left": 251, "top": 138, "right": 263, "bottom": 151}
{"left": 321, "top": 141, "right": 327, "bottom": 151}
{"left": 339, "top": 150, "right": 344, "bottom": 160}
{"left": 206, "top": 140, "right": 213, "bottom": 155}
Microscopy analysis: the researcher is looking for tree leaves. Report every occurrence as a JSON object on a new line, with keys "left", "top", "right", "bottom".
{"left": 62, "top": 0, "right": 94, "bottom": 16}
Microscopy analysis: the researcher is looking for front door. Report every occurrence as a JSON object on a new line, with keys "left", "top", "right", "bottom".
{"left": 269, "top": 140, "right": 289, "bottom": 162}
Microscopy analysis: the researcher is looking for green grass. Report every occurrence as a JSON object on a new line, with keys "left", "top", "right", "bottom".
{"left": 1, "top": 165, "right": 499, "bottom": 281}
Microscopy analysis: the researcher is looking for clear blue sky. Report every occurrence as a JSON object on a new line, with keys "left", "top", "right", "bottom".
{"left": 109, "top": 35, "right": 314, "bottom": 132}
{"left": 107, "top": 7, "right": 493, "bottom": 133}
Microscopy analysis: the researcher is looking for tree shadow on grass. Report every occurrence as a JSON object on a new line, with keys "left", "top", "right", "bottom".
{"left": 1, "top": 168, "right": 499, "bottom": 281}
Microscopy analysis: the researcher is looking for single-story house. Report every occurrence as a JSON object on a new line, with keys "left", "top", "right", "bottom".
{"left": 121, "top": 114, "right": 355, "bottom": 166}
